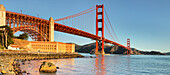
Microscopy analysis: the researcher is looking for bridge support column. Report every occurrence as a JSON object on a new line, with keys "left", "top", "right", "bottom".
{"left": 95, "top": 4, "right": 105, "bottom": 55}
{"left": 0, "top": 4, "right": 6, "bottom": 26}
{"left": 49, "top": 17, "right": 54, "bottom": 42}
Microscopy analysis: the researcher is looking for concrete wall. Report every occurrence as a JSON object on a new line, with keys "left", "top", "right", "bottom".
{"left": 30, "top": 41, "right": 75, "bottom": 53}
{"left": 49, "top": 17, "right": 54, "bottom": 42}
{"left": 0, "top": 4, "right": 6, "bottom": 26}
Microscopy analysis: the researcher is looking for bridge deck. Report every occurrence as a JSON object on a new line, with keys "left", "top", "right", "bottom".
{"left": 5, "top": 11, "right": 130, "bottom": 50}
{"left": 54, "top": 23, "right": 129, "bottom": 50}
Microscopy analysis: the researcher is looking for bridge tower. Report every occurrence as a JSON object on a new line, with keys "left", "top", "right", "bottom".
{"left": 49, "top": 17, "right": 54, "bottom": 42}
{"left": 96, "top": 4, "right": 105, "bottom": 54}
{"left": 127, "top": 38, "right": 131, "bottom": 54}
{"left": 0, "top": 4, "right": 6, "bottom": 26}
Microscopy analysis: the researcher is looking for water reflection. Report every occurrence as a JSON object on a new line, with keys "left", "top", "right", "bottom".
{"left": 20, "top": 58, "right": 75, "bottom": 75}
{"left": 126, "top": 55, "right": 131, "bottom": 75}
{"left": 95, "top": 55, "right": 106, "bottom": 75}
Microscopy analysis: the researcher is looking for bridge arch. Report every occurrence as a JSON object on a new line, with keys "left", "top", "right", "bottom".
{"left": 13, "top": 26, "right": 47, "bottom": 41}
{"left": 5, "top": 11, "right": 51, "bottom": 41}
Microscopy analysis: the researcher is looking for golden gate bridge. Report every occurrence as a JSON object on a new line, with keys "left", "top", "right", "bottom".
{"left": 1, "top": 4, "right": 132, "bottom": 54}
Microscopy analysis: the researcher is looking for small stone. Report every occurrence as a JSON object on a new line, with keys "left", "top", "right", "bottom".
{"left": 22, "top": 70, "right": 26, "bottom": 73}
{"left": 56, "top": 67, "right": 59, "bottom": 69}
{"left": 27, "top": 73, "right": 30, "bottom": 74}
{"left": 90, "top": 56, "right": 93, "bottom": 58}
{"left": 21, "top": 60, "right": 25, "bottom": 62}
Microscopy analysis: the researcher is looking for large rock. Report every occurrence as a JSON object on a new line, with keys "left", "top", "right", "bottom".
{"left": 1, "top": 70, "right": 7, "bottom": 74}
{"left": 39, "top": 61, "right": 57, "bottom": 73}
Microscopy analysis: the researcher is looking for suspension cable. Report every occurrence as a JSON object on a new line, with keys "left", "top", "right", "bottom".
{"left": 105, "top": 23, "right": 115, "bottom": 41}
{"left": 54, "top": 6, "right": 96, "bottom": 21}
{"left": 105, "top": 9, "right": 120, "bottom": 43}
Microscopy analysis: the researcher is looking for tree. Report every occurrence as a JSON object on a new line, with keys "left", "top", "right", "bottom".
{"left": 0, "top": 25, "right": 14, "bottom": 47}
{"left": 18, "top": 33, "right": 28, "bottom": 40}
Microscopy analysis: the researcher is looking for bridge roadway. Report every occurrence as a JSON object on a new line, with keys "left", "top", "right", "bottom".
{"left": 54, "top": 23, "right": 128, "bottom": 50}
{"left": 6, "top": 11, "right": 129, "bottom": 50}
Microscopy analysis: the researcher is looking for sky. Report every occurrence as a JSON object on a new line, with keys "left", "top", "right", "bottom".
{"left": 0, "top": 0, "right": 170, "bottom": 52}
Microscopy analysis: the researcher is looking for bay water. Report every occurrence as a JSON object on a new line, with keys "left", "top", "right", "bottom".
{"left": 20, "top": 53, "right": 170, "bottom": 75}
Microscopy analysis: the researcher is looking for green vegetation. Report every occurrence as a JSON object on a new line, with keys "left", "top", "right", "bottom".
{"left": 17, "top": 33, "right": 28, "bottom": 40}
{"left": 0, "top": 25, "right": 29, "bottom": 49}
{"left": 0, "top": 26, "right": 14, "bottom": 48}
{"left": 0, "top": 45, "right": 4, "bottom": 49}
{"left": 0, "top": 26, "right": 14, "bottom": 38}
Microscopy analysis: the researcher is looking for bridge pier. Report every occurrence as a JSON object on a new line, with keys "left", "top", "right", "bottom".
{"left": 0, "top": 4, "right": 6, "bottom": 26}
{"left": 49, "top": 17, "right": 54, "bottom": 42}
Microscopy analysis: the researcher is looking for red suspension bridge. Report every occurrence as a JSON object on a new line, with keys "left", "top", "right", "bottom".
{"left": 0, "top": 4, "right": 131, "bottom": 54}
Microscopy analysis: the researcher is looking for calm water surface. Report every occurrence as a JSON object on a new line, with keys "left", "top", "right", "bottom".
{"left": 20, "top": 53, "right": 170, "bottom": 75}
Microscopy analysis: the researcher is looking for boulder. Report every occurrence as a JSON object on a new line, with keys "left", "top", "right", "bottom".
{"left": 1, "top": 70, "right": 7, "bottom": 74}
{"left": 39, "top": 61, "right": 57, "bottom": 73}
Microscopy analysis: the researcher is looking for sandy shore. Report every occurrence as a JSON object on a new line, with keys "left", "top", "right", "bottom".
{"left": 0, "top": 51, "right": 84, "bottom": 75}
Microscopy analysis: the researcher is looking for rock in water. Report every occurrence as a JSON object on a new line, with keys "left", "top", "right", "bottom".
{"left": 1, "top": 70, "right": 7, "bottom": 73}
{"left": 56, "top": 67, "right": 59, "bottom": 69}
{"left": 90, "top": 56, "right": 93, "bottom": 58}
{"left": 39, "top": 61, "right": 57, "bottom": 73}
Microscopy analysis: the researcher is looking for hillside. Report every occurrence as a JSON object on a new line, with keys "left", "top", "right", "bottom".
{"left": 75, "top": 42, "right": 166, "bottom": 55}
{"left": 75, "top": 42, "right": 141, "bottom": 54}
{"left": 12, "top": 38, "right": 32, "bottom": 50}
{"left": 165, "top": 52, "right": 170, "bottom": 55}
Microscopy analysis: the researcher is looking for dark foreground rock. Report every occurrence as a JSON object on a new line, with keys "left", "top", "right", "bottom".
{"left": 39, "top": 61, "right": 57, "bottom": 73}
{"left": 12, "top": 61, "right": 22, "bottom": 75}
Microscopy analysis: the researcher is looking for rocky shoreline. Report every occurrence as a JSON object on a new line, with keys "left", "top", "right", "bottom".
{"left": 0, "top": 52, "right": 84, "bottom": 75}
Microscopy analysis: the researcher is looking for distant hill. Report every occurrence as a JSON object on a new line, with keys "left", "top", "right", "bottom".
{"left": 166, "top": 52, "right": 170, "bottom": 55}
{"left": 75, "top": 42, "right": 166, "bottom": 55}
